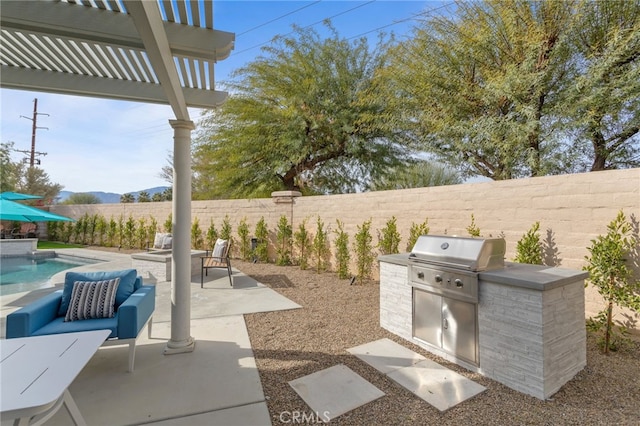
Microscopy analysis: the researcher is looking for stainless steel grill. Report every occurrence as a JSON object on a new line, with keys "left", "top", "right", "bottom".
{"left": 408, "top": 235, "right": 506, "bottom": 366}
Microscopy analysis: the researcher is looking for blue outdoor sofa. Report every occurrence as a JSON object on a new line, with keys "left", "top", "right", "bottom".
{"left": 5, "top": 269, "right": 155, "bottom": 372}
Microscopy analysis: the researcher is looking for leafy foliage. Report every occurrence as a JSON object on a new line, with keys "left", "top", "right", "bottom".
{"left": 467, "top": 214, "right": 481, "bottom": 237}
{"left": 61, "top": 193, "right": 101, "bottom": 205}
{"left": 192, "top": 23, "right": 412, "bottom": 198}
{"left": 334, "top": 219, "right": 351, "bottom": 279}
{"left": 254, "top": 217, "right": 269, "bottom": 263}
{"left": 191, "top": 217, "right": 204, "bottom": 250}
{"left": 584, "top": 211, "right": 640, "bottom": 353}
{"left": 378, "top": 216, "right": 401, "bottom": 255}
{"left": 237, "top": 218, "right": 251, "bottom": 261}
{"left": 275, "top": 215, "right": 292, "bottom": 266}
{"left": 406, "top": 218, "right": 430, "bottom": 251}
{"left": 205, "top": 220, "right": 219, "bottom": 250}
{"left": 514, "top": 222, "right": 543, "bottom": 264}
{"left": 353, "top": 219, "right": 375, "bottom": 283}
{"left": 368, "top": 161, "right": 461, "bottom": 191}
{"left": 312, "top": 216, "right": 330, "bottom": 273}
{"left": 293, "top": 218, "right": 312, "bottom": 269}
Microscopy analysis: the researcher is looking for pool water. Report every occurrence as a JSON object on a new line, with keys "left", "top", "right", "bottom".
{"left": 0, "top": 256, "right": 98, "bottom": 296}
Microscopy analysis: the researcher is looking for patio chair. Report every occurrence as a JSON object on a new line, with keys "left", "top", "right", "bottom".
{"left": 5, "top": 269, "right": 155, "bottom": 372}
{"left": 201, "top": 238, "right": 233, "bottom": 287}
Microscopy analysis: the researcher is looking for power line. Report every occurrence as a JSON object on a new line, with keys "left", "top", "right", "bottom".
{"left": 231, "top": 0, "right": 377, "bottom": 57}
{"left": 346, "top": 2, "right": 454, "bottom": 40}
{"left": 236, "top": 1, "right": 323, "bottom": 37}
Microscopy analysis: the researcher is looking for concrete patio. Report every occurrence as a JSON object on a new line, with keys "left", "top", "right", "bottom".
{"left": 0, "top": 249, "right": 301, "bottom": 425}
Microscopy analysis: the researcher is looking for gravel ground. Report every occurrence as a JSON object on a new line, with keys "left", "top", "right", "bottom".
{"left": 234, "top": 260, "right": 640, "bottom": 426}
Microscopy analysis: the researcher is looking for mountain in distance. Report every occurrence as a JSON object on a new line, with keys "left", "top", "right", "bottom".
{"left": 58, "top": 186, "right": 170, "bottom": 204}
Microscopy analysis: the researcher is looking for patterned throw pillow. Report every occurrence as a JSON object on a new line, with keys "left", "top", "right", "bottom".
{"left": 64, "top": 278, "right": 120, "bottom": 322}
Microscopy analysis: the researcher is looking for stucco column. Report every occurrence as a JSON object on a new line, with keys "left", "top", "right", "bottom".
{"left": 164, "top": 119, "right": 196, "bottom": 355}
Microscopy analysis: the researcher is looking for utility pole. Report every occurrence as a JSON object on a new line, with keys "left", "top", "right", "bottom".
{"left": 20, "top": 98, "right": 49, "bottom": 167}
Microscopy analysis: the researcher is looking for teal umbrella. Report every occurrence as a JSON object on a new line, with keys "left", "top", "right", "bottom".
{"left": 0, "top": 191, "right": 44, "bottom": 201}
{"left": 0, "top": 198, "right": 74, "bottom": 222}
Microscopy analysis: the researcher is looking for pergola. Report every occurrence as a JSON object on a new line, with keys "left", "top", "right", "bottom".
{"left": 0, "top": 0, "right": 235, "bottom": 355}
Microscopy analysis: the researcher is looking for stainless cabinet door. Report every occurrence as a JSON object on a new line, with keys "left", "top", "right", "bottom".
{"left": 413, "top": 288, "right": 442, "bottom": 348}
{"left": 442, "top": 297, "right": 477, "bottom": 364}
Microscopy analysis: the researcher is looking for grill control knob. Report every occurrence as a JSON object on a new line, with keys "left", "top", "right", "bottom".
{"left": 435, "top": 275, "right": 443, "bottom": 283}
{"left": 455, "top": 279, "right": 463, "bottom": 288}
{"left": 417, "top": 272, "right": 424, "bottom": 279}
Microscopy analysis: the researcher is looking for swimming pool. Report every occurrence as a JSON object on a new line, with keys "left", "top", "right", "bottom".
{"left": 0, "top": 255, "right": 99, "bottom": 296}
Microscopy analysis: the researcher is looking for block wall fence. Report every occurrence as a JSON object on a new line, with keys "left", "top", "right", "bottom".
{"left": 51, "top": 168, "right": 640, "bottom": 327}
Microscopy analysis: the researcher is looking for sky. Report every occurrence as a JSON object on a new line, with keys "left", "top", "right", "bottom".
{"left": 0, "top": 1, "right": 450, "bottom": 194}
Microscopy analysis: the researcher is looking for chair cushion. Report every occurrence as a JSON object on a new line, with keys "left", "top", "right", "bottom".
{"left": 58, "top": 269, "right": 137, "bottom": 316}
{"left": 33, "top": 316, "right": 118, "bottom": 339}
{"left": 64, "top": 278, "right": 120, "bottom": 321}
{"left": 212, "top": 239, "right": 228, "bottom": 258}
{"left": 153, "top": 232, "right": 172, "bottom": 249}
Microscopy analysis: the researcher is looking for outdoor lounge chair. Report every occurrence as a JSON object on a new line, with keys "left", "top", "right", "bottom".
{"left": 201, "top": 238, "right": 232, "bottom": 287}
{"left": 5, "top": 269, "right": 155, "bottom": 372}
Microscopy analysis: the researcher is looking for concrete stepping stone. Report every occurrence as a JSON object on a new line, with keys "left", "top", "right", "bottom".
{"left": 288, "top": 364, "right": 385, "bottom": 421}
{"left": 348, "top": 338, "right": 485, "bottom": 412}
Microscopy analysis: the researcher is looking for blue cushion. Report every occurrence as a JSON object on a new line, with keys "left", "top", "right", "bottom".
{"left": 32, "top": 315, "right": 118, "bottom": 339}
{"left": 58, "top": 269, "right": 137, "bottom": 316}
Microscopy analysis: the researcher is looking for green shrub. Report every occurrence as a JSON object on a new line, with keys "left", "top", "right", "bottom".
{"left": 136, "top": 217, "right": 148, "bottom": 249}
{"left": 378, "top": 216, "right": 401, "bottom": 255}
{"left": 191, "top": 217, "right": 204, "bottom": 249}
{"left": 220, "top": 215, "right": 232, "bottom": 241}
{"left": 467, "top": 214, "right": 481, "bottom": 237}
{"left": 353, "top": 219, "right": 375, "bottom": 284}
{"left": 254, "top": 217, "right": 269, "bottom": 262}
{"left": 406, "top": 218, "right": 429, "bottom": 251}
{"left": 312, "top": 216, "right": 330, "bottom": 273}
{"left": 205, "top": 220, "right": 219, "bottom": 250}
{"left": 334, "top": 219, "right": 350, "bottom": 279}
{"left": 514, "top": 222, "right": 543, "bottom": 264}
{"left": 163, "top": 213, "right": 172, "bottom": 234}
{"left": 95, "top": 215, "right": 107, "bottom": 246}
{"left": 294, "top": 218, "right": 312, "bottom": 269}
{"left": 124, "top": 215, "right": 136, "bottom": 249}
{"left": 276, "top": 215, "right": 292, "bottom": 266}
{"left": 237, "top": 218, "right": 251, "bottom": 261}
{"left": 584, "top": 210, "right": 640, "bottom": 353}
{"left": 146, "top": 217, "right": 158, "bottom": 246}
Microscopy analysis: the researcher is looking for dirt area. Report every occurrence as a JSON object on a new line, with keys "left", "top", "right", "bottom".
{"left": 234, "top": 259, "right": 640, "bottom": 426}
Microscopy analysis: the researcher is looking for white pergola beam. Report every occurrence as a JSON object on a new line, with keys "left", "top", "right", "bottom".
{"left": 1, "top": 66, "right": 228, "bottom": 109}
{"left": 1, "top": 1, "right": 234, "bottom": 62}
{"left": 124, "top": 0, "right": 190, "bottom": 120}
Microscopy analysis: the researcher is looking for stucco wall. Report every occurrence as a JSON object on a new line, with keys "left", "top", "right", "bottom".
{"left": 51, "top": 168, "right": 640, "bottom": 327}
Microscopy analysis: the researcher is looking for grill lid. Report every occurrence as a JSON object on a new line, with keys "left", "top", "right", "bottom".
{"left": 409, "top": 235, "right": 506, "bottom": 271}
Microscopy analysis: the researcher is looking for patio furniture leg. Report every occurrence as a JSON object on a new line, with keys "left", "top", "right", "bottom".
{"left": 147, "top": 317, "right": 153, "bottom": 338}
{"left": 128, "top": 341, "right": 136, "bottom": 373}
{"left": 62, "top": 389, "right": 86, "bottom": 426}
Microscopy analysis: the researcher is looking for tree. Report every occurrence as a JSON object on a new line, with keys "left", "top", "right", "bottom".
{"left": 192, "top": 23, "right": 413, "bottom": 198}
{"left": 1, "top": 142, "right": 62, "bottom": 203}
{"left": 368, "top": 160, "right": 461, "bottom": 191}
{"left": 560, "top": 0, "right": 640, "bottom": 171}
{"left": 120, "top": 193, "right": 134, "bottom": 203}
{"left": 151, "top": 192, "right": 164, "bottom": 202}
{"left": 387, "top": 0, "right": 575, "bottom": 180}
{"left": 137, "top": 191, "right": 150, "bottom": 203}
{"left": 62, "top": 193, "right": 101, "bottom": 205}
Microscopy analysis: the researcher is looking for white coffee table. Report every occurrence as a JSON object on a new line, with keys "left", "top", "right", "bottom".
{"left": 1, "top": 330, "right": 110, "bottom": 426}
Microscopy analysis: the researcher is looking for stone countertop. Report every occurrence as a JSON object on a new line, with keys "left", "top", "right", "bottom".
{"left": 378, "top": 254, "right": 588, "bottom": 291}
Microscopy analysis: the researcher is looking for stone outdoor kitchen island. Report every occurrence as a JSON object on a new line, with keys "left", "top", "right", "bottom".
{"left": 379, "top": 251, "right": 588, "bottom": 400}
